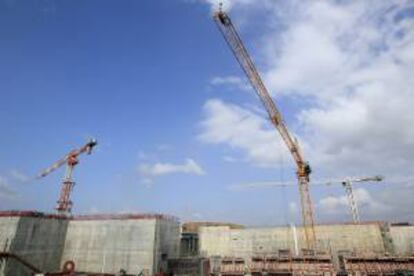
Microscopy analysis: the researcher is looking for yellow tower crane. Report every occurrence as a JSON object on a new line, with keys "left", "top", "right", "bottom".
{"left": 213, "top": 8, "right": 316, "bottom": 248}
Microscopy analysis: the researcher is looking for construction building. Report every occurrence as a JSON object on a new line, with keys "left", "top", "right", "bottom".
{"left": 0, "top": 211, "right": 414, "bottom": 275}
{"left": 0, "top": 211, "right": 68, "bottom": 275}
{"left": 198, "top": 223, "right": 390, "bottom": 258}
{"left": 191, "top": 222, "right": 414, "bottom": 275}
{"left": 0, "top": 211, "right": 180, "bottom": 275}
{"left": 181, "top": 222, "right": 244, "bottom": 257}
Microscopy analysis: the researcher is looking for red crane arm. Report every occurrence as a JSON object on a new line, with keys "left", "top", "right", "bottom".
{"left": 36, "top": 139, "right": 97, "bottom": 179}
{"left": 37, "top": 157, "right": 68, "bottom": 179}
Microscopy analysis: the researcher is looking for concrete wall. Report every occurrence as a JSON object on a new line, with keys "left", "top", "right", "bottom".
{"left": 314, "top": 224, "right": 386, "bottom": 255}
{"left": 199, "top": 223, "right": 387, "bottom": 258}
{"left": 0, "top": 216, "right": 20, "bottom": 252}
{"left": 0, "top": 216, "right": 21, "bottom": 275}
{"left": 0, "top": 212, "right": 180, "bottom": 275}
{"left": 0, "top": 215, "right": 68, "bottom": 276}
{"left": 61, "top": 217, "right": 180, "bottom": 275}
{"left": 154, "top": 217, "right": 181, "bottom": 272}
{"left": 1, "top": 211, "right": 413, "bottom": 275}
{"left": 390, "top": 225, "right": 414, "bottom": 255}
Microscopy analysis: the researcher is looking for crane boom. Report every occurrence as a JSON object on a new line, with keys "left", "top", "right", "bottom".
{"left": 37, "top": 140, "right": 97, "bottom": 179}
{"left": 37, "top": 157, "right": 68, "bottom": 179}
{"left": 214, "top": 10, "right": 316, "bottom": 248}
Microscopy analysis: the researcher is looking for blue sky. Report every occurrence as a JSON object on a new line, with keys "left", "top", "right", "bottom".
{"left": 1, "top": 0, "right": 414, "bottom": 226}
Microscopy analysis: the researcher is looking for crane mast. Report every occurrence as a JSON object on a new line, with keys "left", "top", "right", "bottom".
{"left": 37, "top": 139, "right": 97, "bottom": 214}
{"left": 213, "top": 10, "right": 316, "bottom": 248}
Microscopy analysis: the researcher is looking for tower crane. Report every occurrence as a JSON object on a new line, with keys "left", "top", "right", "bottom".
{"left": 232, "top": 175, "right": 383, "bottom": 224}
{"left": 213, "top": 8, "right": 316, "bottom": 248}
{"left": 329, "top": 176, "right": 383, "bottom": 224}
{"left": 37, "top": 139, "right": 97, "bottom": 214}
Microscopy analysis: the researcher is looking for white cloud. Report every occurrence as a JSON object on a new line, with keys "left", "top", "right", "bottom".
{"left": 141, "top": 177, "right": 154, "bottom": 188}
{"left": 318, "top": 188, "right": 391, "bottom": 220}
{"left": 202, "top": 1, "right": 414, "bottom": 176}
{"left": 200, "top": 0, "right": 414, "bottom": 221}
{"left": 210, "top": 76, "right": 251, "bottom": 92}
{"left": 0, "top": 176, "right": 19, "bottom": 200}
{"left": 259, "top": 1, "right": 414, "bottom": 176}
{"left": 204, "top": 0, "right": 256, "bottom": 12}
{"left": 138, "top": 158, "right": 206, "bottom": 176}
{"left": 10, "top": 169, "right": 30, "bottom": 182}
{"left": 199, "top": 98, "right": 290, "bottom": 167}
{"left": 222, "top": 155, "right": 239, "bottom": 163}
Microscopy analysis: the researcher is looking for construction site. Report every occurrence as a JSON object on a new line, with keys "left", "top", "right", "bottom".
{"left": 1, "top": 211, "right": 414, "bottom": 275}
{"left": 1, "top": 2, "right": 413, "bottom": 276}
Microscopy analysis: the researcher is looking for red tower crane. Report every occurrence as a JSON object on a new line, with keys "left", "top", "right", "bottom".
{"left": 37, "top": 139, "right": 97, "bottom": 214}
{"left": 213, "top": 9, "right": 316, "bottom": 248}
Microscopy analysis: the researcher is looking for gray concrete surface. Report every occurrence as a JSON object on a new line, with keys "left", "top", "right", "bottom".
{"left": 0, "top": 212, "right": 180, "bottom": 275}
{"left": 0, "top": 214, "right": 68, "bottom": 276}
{"left": 390, "top": 225, "right": 414, "bottom": 256}
{"left": 60, "top": 216, "right": 180, "bottom": 275}
{"left": 154, "top": 217, "right": 181, "bottom": 272}
{"left": 0, "top": 216, "right": 21, "bottom": 275}
{"left": 1, "top": 211, "right": 413, "bottom": 276}
{"left": 198, "top": 223, "right": 389, "bottom": 258}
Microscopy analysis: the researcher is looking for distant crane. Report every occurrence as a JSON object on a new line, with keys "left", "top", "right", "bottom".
{"left": 232, "top": 175, "right": 383, "bottom": 224}
{"left": 37, "top": 139, "right": 97, "bottom": 214}
{"left": 213, "top": 7, "right": 316, "bottom": 248}
{"left": 330, "top": 176, "right": 383, "bottom": 224}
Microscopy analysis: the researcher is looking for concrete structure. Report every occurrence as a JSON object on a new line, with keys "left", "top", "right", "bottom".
{"left": 168, "top": 257, "right": 210, "bottom": 276}
{"left": 197, "top": 223, "right": 414, "bottom": 273}
{"left": 0, "top": 211, "right": 180, "bottom": 275}
{"left": 390, "top": 224, "right": 414, "bottom": 256}
{"left": 1, "top": 211, "right": 413, "bottom": 275}
{"left": 181, "top": 232, "right": 199, "bottom": 257}
{"left": 198, "top": 223, "right": 398, "bottom": 259}
{"left": 0, "top": 211, "right": 68, "bottom": 275}
{"left": 61, "top": 214, "right": 180, "bottom": 275}
{"left": 181, "top": 222, "right": 244, "bottom": 258}
{"left": 182, "top": 222, "right": 244, "bottom": 233}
